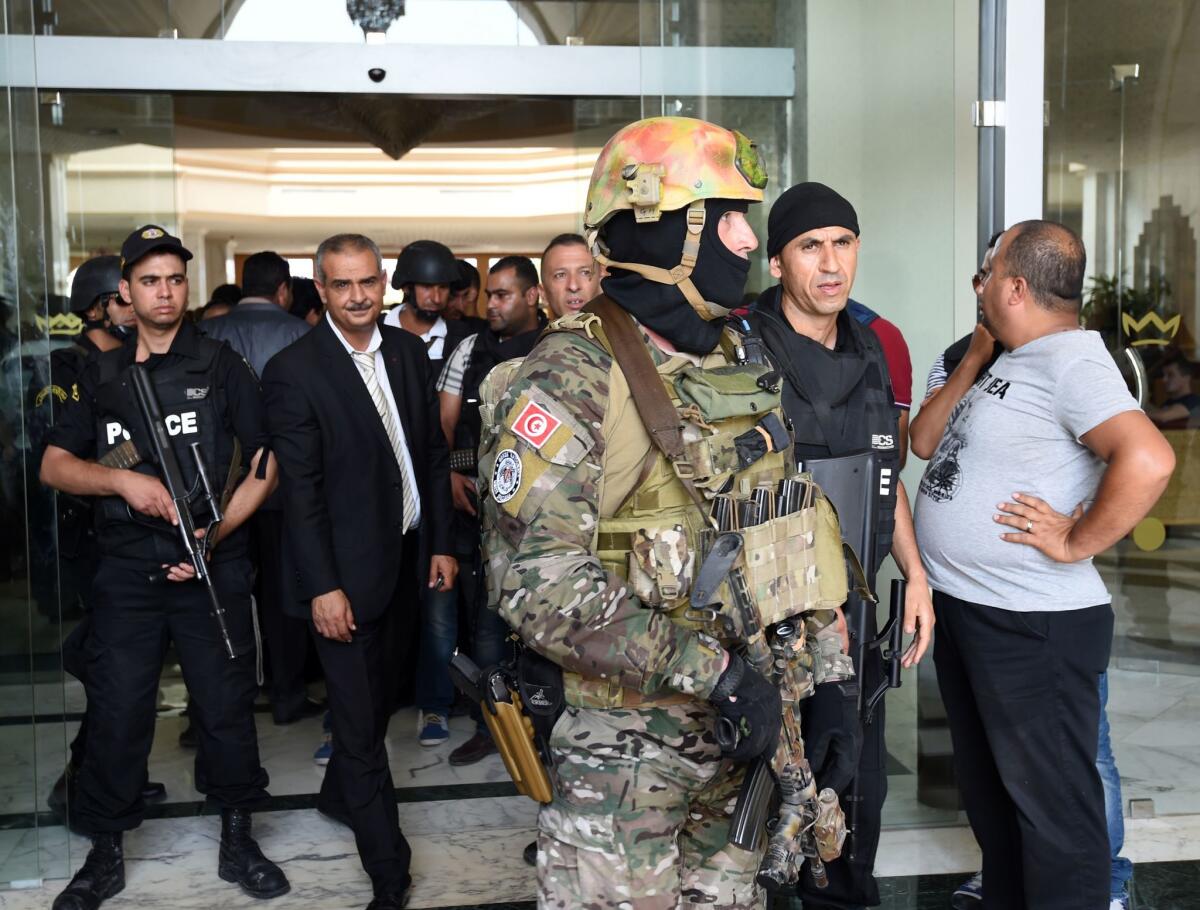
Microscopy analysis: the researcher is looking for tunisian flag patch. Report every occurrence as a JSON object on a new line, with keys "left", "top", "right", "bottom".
{"left": 510, "top": 401, "right": 562, "bottom": 449}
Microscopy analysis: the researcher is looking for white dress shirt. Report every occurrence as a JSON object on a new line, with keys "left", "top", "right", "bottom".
{"left": 382, "top": 304, "right": 448, "bottom": 360}
{"left": 326, "top": 313, "right": 422, "bottom": 530}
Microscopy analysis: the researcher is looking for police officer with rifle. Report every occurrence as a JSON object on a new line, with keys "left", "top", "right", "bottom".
{"left": 41, "top": 256, "right": 169, "bottom": 828}
{"left": 40, "top": 226, "right": 289, "bottom": 910}
{"left": 744, "top": 184, "right": 934, "bottom": 910}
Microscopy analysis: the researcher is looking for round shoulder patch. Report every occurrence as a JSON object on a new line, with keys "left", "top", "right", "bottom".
{"left": 492, "top": 448, "right": 523, "bottom": 504}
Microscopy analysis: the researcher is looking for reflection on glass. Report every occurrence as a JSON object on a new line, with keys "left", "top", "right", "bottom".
{"left": 1047, "top": 0, "right": 1200, "bottom": 816}
{"left": 46, "top": 0, "right": 796, "bottom": 46}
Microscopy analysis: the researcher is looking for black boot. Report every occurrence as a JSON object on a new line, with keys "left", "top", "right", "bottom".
{"left": 52, "top": 832, "right": 125, "bottom": 910}
{"left": 218, "top": 809, "right": 290, "bottom": 899}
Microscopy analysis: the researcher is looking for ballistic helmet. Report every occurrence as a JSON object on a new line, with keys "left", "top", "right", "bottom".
{"left": 584, "top": 116, "right": 767, "bottom": 319}
{"left": 391, "top": 239, "right": 459, "bottom": 290}
{"left": 69, "top": 255, "right": 121, "bottom": 314}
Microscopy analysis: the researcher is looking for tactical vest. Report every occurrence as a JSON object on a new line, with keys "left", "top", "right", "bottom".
{"left": 748, "top": 304, "right": 900, "bottom": 573}
{"left": 942, "top": 332, "right": 1002, "bottom": 383}
{"left": 92, "top": 337, "right": 232, "bottom": 559}
{"left": 526, "top": 313, "right": 801, "bottom": 708}
{"left": 456, "top": 324, "right": 546, "bottom": 456}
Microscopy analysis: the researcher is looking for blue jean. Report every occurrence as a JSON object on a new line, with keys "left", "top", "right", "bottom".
{"left": 415, "top": 554, "right": 508, "bottom": 726}
{"left": 415, "top": 582, "right": 458, "bottom": 716}
{"left": 1098, "top": 670, "right": 1134, "bottom": 900}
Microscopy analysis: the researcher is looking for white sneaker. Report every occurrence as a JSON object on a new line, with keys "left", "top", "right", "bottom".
{"left": 1110, "top": 897, "right": 1130, "bottom": 910}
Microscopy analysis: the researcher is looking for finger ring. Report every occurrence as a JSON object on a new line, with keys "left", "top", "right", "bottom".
{"left": 1026, "top": 519, "right": 1034, "bottom": 532}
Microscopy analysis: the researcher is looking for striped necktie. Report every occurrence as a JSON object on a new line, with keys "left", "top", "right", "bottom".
{"left": 351, "top": 349, "right": 417, "bottom": 530}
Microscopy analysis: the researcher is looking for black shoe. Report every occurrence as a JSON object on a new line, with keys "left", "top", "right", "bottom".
{"left": 142, "top": 780, "right": 167, "bottom": 803}
{"left": 523, "top": 840, "right": 537, "bottom": 867}
{"left": 178, "top": 720, "right": 198, "bottom": 749}
{"left": 365, "top": 876, "right": 412, "bottom": 909}
{"left": 217, "top": 809, "right": 290, "bottom": 900}
{"left": 52, "top": 832, "right": 125, "bottom": 910}
{"left": 272, "top": 696, "right": 326, "bottom": 726}
{"left": 448, "top": 730, "right": 497, "bottom": 767}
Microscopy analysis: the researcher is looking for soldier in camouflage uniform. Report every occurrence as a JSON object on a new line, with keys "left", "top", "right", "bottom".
{"left": 478, "top": 117, "right": 854, "bottom": 909}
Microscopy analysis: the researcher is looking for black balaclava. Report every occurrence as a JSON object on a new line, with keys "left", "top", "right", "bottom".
{"left": 600, "top": 198, "right": 751, "bottom": 354}
{"left": 108, "top": 324, "right": 135, "bottom": 341}
{"left": 82, "top": 317, "right": 106, "bottom": 332}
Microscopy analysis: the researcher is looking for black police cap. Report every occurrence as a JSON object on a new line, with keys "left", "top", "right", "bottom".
{"left": 120, "top": 225, "right": 193, "bottom": 275}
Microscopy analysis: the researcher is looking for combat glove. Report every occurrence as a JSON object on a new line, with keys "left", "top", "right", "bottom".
{"left": 708, "top": 652, "right": 782, "bottom": 762}
{"left": 802, "top": 680, "right": 862, "bottom": 794}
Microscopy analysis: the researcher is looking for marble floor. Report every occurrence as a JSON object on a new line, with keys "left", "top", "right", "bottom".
{"left": 1, "top": 810, "right": 1198, "bottom": 908}
{"left": 1, "top": 677, "right": 1200, "bottom": 907}
{"left": 2, "top": 564, "right": 1199, "bottom": 907}
{"left": 10, "top": 661, "right": 1197, "bottom": 829}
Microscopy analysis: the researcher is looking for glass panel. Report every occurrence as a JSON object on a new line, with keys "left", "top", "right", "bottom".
{"left": 2, "top": 5, "right": 977, "bottom": 903}
{"left": 45, "top": 0, "right": 786, "bottom": 46}
{"left": 638, "top": 0, "right": 974, "bottom": 833}
{"left": 1, "top": 0, "right": 67, "bottom": 888}
{"left": 1046, "top": 0, "right": 1200, "bottom": 817}
{"left": 0, "top": 78, "right": 177, "bottom": 885}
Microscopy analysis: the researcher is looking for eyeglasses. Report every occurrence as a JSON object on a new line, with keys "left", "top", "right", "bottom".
{"left": 103, "top": 293, "right": 131, "bottom": 307}
{"left": 971, "top": 269, "right": 993, "bottom": 292}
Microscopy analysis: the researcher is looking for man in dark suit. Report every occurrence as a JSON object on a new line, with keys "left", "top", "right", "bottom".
{"left": 262, "top": 233, "right": 456, "bottom": 910}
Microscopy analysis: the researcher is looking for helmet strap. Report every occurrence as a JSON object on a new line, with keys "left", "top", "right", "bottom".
{"left": 592, "top": 200, "right": 717, "bottom": 320}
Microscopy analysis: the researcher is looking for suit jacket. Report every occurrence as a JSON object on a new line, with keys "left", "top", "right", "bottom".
{"left": 262, "top": 319, "right": 452, "bottom": 621}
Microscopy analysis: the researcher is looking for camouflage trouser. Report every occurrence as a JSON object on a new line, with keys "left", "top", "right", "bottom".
{"left": 537, "top": 701, "right": 765, "bottom": 910}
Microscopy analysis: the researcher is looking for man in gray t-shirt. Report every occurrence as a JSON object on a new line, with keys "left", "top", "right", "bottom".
{"left": 913, "top": 221, "right": 1174, "bottom": 910}
{"left": 915, "top": 328, "right": 1137, "bottom": 610}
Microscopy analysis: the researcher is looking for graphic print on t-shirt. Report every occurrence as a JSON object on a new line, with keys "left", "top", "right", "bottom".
{"left": 919, "top": 367, "right": 1012, "bottom": 504}
{"left": 919, "top": 392, "right": 976, "bottom": 503}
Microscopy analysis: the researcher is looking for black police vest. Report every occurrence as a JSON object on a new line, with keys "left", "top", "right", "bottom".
{"left": 455, "top": 323, "right": 546, "bottom": 454}
{"left": 92, "top": 338, "right": 232, "bottom": 552}
{"left": 749, "top": 303, "right": 900, "bottom": 569}
{"left": 941, "top": 332, "right": 1003, "bottom": 383}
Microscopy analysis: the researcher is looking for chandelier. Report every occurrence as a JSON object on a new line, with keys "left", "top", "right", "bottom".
{"left": 346, "top": 0, "right": 406, "bottom": 40}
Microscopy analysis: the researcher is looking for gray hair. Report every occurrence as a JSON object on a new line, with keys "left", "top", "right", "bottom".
{"left": 314, "top": 233, "right": 383, "bottom": 285}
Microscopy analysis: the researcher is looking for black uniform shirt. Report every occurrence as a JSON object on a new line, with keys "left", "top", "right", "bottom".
{"left": 47, "top": 319, "right": 266, "bottom": 563}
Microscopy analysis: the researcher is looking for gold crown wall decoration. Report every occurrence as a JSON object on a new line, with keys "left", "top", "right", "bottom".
{"left": 1123, "top": 311, "right": 1181, "bottom": 347}
{"left": 35, "top": 313, "right": 84, "bottom": 337}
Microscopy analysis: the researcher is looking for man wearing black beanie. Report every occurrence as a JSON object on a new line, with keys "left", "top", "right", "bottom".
{"left": 743, "top": 182, "right": 935, "bottom": 910}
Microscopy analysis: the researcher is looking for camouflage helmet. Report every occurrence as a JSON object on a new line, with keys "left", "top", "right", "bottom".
{"left": 583, "top": 116, "right": 767, "bottom": 319}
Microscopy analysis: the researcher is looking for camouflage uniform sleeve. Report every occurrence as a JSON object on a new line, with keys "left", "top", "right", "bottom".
{"left": 806, "top": 610, "right": 855, "bottom": 685}
{"left": 483, "top": 331, "right": 727, "bottom": 699}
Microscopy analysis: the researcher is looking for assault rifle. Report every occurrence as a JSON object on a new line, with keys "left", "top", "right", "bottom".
{"left": 688, "top": 479, "right": 846, "bottom": 891}
{"left": 802, "top": 450, "right": 905, "bottom": 861}
{"left": 125, "top": 364, "right": 236, "bottom": 659}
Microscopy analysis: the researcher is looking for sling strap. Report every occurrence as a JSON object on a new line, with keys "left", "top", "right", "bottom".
{"left": 585, "top": 296, "right": 711, "bottom": 516}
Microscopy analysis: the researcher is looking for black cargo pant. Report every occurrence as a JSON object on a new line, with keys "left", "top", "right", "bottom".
{"left": 933, "top": 591, "right": 1112, "bottom": 910}
{"left": 74, "top": 557, "right": 269, "bottom": 833}
{"left": 799, "top": 597, "right": 886, "bottom": 910}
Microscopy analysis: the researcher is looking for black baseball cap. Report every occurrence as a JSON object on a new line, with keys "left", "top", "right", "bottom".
{"left": 119, "top": 225, "right": 193, "bottom": 275}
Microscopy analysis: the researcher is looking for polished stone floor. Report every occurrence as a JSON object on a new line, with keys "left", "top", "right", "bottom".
{"left": 1, "top": 537, "right": 1198, "bottom": 906}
